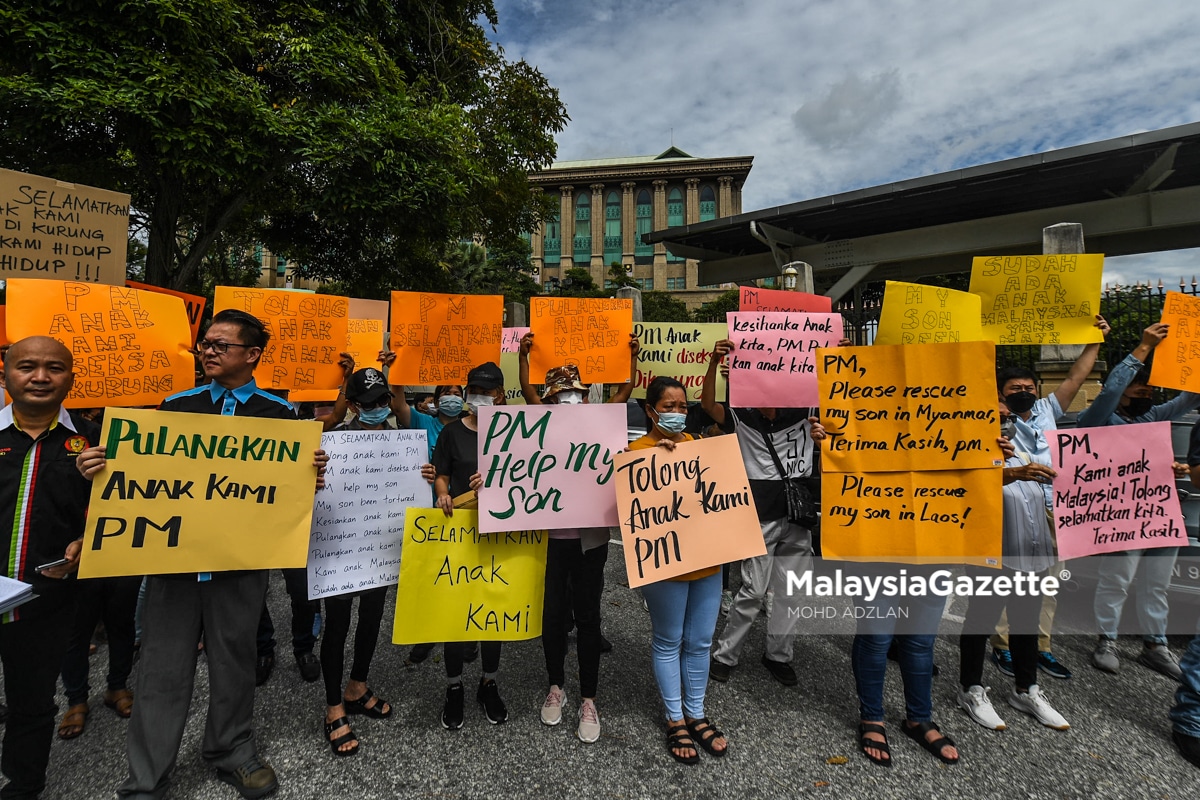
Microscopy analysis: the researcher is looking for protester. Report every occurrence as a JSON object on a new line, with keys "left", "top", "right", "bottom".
{"left": 516, "top": 331, "right": 639, "bottom": 406}
{"left": 1170, "top": 419, "right": 1200, "bottom": 768}
{"left": 0, "top": 336, "right": 99, "bottom": 798}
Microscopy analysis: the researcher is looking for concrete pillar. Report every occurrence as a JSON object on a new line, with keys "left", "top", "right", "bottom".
{"left": 590, "top": 182, "right": 605, "bottom": 282}
{"left": 652, "top": 180, "right": 668, "bottom": 290}
{"left": 559, "top": 185, "right": 574, "bottom": 271}
{"left": 718, "top": 176, "right": 734, "bottom": 218}
{"left": 733, "top": 181, "right": 743, "bottom": 215}
{"left": 1034, "top": 223, "right": 1104, "bottom": 411}
{"left": 621, "top": 182, "right": 636, "bottom": 271}
{"left": 685, "top": 178, "right": 700, "bottom": 224}
{"left": 530, "top": 214, "right": 544, "bottom": 282}
{"left": 504, "top": 301, "right": 527, "bottom": 327}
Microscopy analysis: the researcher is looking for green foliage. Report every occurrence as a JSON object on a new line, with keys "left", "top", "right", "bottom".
{"left": 641, "top": 291, "right": 692, "bottom": 323}
{"left": 692, "top": 289, "right": 740, "bottom": 322}
{"left": 608, "top": 262, "right": 636, "bottom": 289}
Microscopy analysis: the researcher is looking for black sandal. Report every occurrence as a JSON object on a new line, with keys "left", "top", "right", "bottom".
{"left": 666, "top": 722, "right": 699, "bottom": 765}
{"left": 324, "top": 715, "right": 359, "bottom": 757}
{"left": 685, "top": 716, "right": 727, "bottom": 758}
{"left": 902, "top": 720, "right": 959, "bottom": 765}
{"left": 858, "top": 722, "right": 892, "bottom": 767}
{"left": 344, "top": 688, "right": 392, "bottom": 719}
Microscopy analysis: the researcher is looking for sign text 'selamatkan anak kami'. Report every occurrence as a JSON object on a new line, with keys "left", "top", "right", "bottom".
{"left": 389, "top": 292, "right": 503, "bottom": 385}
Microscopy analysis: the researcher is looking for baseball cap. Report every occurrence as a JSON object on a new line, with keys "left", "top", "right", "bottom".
{"left": 465, "top": 362, "right": 504, "bottom": 391}
{"left": 346, "top": 368, "right": 392, "bottom": 405}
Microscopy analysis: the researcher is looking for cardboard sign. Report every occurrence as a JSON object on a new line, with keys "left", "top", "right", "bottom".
{"left": 499, "top": 352, "right": 526, "bottom": 406}
{"left": 307, "top": 428, "right": 429, "bottom": 599}
{"left": 529, "top": 297, "right": 634, "bottom": 384}
{"left": 502, "top": 327, "right": 530, "bottom": 353}
{"left": 739, "top": 286, "right": 832, "bottom": 313}
{"left": 727, "top": 312, "right": 842, "bottom": 408}
{"left": 614, "top": 435, "right": 765, "bottom": 587}
{"left": 214, "top": 286, "right": 349, "bottom": 391}
{"left": 477, "top": 404, "right": 626, "bottom": 532}
{"left": 0, "top": 168, "right": 130, "bottom": 286}
{"left": 874, "top": 281, "right": 983, "bottom": 346}
{"left": 1150, "top": 291, "right": 1200, "bottom": 392}
{"left": 970, "top": 254, "right": 1104, "bottom": 345}
{"left": 348, "top": 298, "right": 389, "bottom": 327}
{"left": 817, "top": 341, "right": 1003, "bottom": 473}
{"left": 389, "top": 291, "right": 503, "bottom": 385}
{"left": 392, "top": 509, "right": 547, "bottom": 643}
{"left": 632, "top": 322, "right": 726, "bottom": 402}
{"left": 126, "top": 281, "right": 206, "bottom": 344}
{"left": 78, "top": 408, "right": 322, "bottom": 578}
{"left": 6, "top": 279, "right": 194, "bottom": 408}
{"left": 290, "top": 317, "right": 387, "bottom": 403}
{"left": 1049, "top": 423, "right": 1188, "bottom": 560}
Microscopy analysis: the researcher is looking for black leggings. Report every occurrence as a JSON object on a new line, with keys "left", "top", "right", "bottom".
{"left": 445, "top": 641, "right": 501, "bottom": 680}
{"left": 320, "top": 588, "right": 387, "bottom": 707}
{"left": 542, "top": 539, "right": 608, "bottom": 697}
{"left": 959, "top": 567, "right": 1043, "bottom": 691}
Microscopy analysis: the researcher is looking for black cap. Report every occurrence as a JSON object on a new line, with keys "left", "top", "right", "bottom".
{"left": 346, "top": 368, "right": 392, "bottom": 405}
{"left": 465, "top": 361, "right": 504, "bottom": 391}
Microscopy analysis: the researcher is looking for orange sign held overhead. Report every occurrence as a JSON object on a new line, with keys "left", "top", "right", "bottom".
{"left": 529, "top": 297, "right": 634, "bottom": 384}
{"left": 290, "top": 318, "right": 387, "bottom": 403}
{"left": 1150, "top": 291, "right": 1200, "bottom": 392}
{"left": 389, "top": 291, "right": 503, "bottom": 385}
{"left": 126, "top": 281, "right": 206, "bottom": 344}
{"left": 0, "top": 306, "right": 7, "bottom": 347}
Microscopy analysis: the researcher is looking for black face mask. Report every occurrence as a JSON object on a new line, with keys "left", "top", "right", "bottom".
{"left": 1004, "top": 391, "right": 1037, "bottom": 415}
{"left": 1123, "top": 396, "right": 1154, "bottom": 418}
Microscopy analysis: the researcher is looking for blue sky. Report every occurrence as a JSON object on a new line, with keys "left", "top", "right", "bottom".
{"left": 490, "top": 0, "right": 1200, "bottom": 285}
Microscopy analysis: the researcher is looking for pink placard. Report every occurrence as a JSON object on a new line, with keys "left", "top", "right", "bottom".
{"left": 1050, "top": 422, "right": 1188, "bottom": 560}
{"left": 727, "top": 312, "right": 842, "bottom": 407}
{"left": 501, "top": 327, "right": 529, "bottom": 353}
{"left": 476, "top": 403, "right": 627, "bottom": 532}
{"left": 740, "top": 286, "right": 832, "bottom": 313}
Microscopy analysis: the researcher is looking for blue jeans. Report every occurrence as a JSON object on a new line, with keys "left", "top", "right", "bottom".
{"left": 852, "top": 590, "right": 944, "bottom": 723}
{"left": 1095, "top": 548, "right": 1179, "bottom": 645}
{"left": 1170, "top": 628, "right": 1200, "bottom": 737}
{"left": 641, "top": 571, "right": 722, "bottom": 721}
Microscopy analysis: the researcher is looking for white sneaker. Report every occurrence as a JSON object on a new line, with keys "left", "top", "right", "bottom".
{"left": 540, "top": 686, "right": 566, "bottom": 726}
{"left": 958, "top": 684, "right": 1007, "bottom": 730}
{"left": 1008, "top": 684, "right": 1069, "bottom": 730}
{"left": 576, "top": 699, "right": 601, "bottom": 743}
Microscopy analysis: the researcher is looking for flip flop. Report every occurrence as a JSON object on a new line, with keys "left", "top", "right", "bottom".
{"left": 58, "top": 703, "right": 90, "bottom": 740}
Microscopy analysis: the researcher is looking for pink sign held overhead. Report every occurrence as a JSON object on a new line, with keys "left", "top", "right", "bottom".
{"left": 740, "top": 286, "right": 832, "bottom": 313}
{"left": 501, "top": 327, "right": 530, "bottom": 353}
{"left": 1050, "top": 422, "right": 1188, "bottom": 560}
{"left": 727, "top": 312, "right": 842, "bottom": 407}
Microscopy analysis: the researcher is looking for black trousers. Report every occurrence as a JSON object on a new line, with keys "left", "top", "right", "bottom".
{"left": 445, "top": 641, "right": 500, "bottom": 680}
{"left": 959, "top": 566, "right": 1043, "bottom": 691}
{"left": 542, "top": 539, "right": 608, "bottom": 697}
{"left": 320, "top": 588, "right": 387, "bottom": 707}
{"left": 256, "top": 568, "right": 318, "bottom": 657}
{"left": 60, "top": 575, "right": 141, "bottom": 705}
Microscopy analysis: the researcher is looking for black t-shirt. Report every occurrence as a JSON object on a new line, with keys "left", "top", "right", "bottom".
{"left": 431, "top": 419, "right": 478, "bottom": 498}
{"left": 718, "top": 406, "right": 817, "bottom": 522}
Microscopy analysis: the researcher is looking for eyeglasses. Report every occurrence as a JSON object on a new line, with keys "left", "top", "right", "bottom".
{"left": 195, "top": 339, "right": 253, "bottom": 355}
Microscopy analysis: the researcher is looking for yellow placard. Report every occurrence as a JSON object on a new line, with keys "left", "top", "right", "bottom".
{"left": 0, "top": 168, "right": 130, "bottom": 286}
{"left": 498, "top": 351, "right": 526, "bottom": 405}
{"left": 874, "top": 281, "right": 983, "bottom": 346}
{"left": 290, "top": 318, "right": 387, "bottom": 403}
{"left": 632, "top": 322, "right": 726, "bottom": 402}
{"left": 389, "top": 291, "right": 503, "bottom": 385}
{"left": 214, "top": 286, "right": 349, "bottom": 391}
{"left": 529, "top": 297, "right": 634, "bottom": 384}
{"left": 969, "top": 254, "right": 1104, "bottom": 344}
{"left": 6, "top": 279, "right": 194, "bottom": 408}
{"left": 1150, "top": 291, "right": 1200, "bottom": 392}
{"left": 78, "top": 408, "right": 322, "bottom": 578}
{"left": 392, "top": 509, "right": 547, "bottom": 643}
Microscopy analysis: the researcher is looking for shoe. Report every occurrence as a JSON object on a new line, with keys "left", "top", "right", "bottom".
{"left": 1008, "top": 684, "right": 1069, "bottom": 730}
{"left": 1092, "top": 637, "right": 1119, "bottom": 673}
{"left": 709, "top": 658, "right": 732, "bottom": 683}
{"left": 57, "top": 703, "right": 89, "bottom": 740}
{"left": 103, "top": 688, "right": 134, "bottom": 718}
{"left": 957, "top": 685, "right": 1007, "bottom": 730}
{"left": 990, "top": 647, "right": 1015, "bottom": 678}
{"left": 901, "top": 720, "right": 959, "bottom": 765}
{"left": 441, "top": 684, "right": 464, "bottom": 730}
{"left": 463, "top": 642, "right": 479, "bottom": 663}
{"left": 761, "top": 655, "right": 798, "bottom": 686}
{"left": 296, "top": 652, "right": 321, "bottom": 682}
{"left": 720, "top": 590, "right": 733, "bottom": 615}
{"left": 1173, "top": 729, "right": 1200, "bottom": 769}
{"left": 1139, "top": 644, "right": 1183, "bottom": 681}
{"left": 540, "top": 686, "right": 566, "bottom": 726}
{"left": 599, "top": 634, "right": 613, "bottom": 654}
{"left": 477, "top": 679, "right": 508, "bottom": 724}
{"left": 686, "top": 716, "right": 727, "bottom": 758}
{"left": 666, "top": 722, "right": 699, "bottom": 765}
{"left": 215, "top": 755, "right": 278, "bottom": 799}
{"left": 323, "top": 715, "right": 359, "bottom": 757}
{"left": 577, "top": 699, "right": 601, "bottom": 743}
{"left": 857, "top": 722, "right": 891, "bottom": 767}
{"left": 344, "top": 688, "right": 391, "bottom": 719}
{"left": 406, "top": 643, "right": 435, "bottom": 665}
{"left": 1037, "top": 651, "right": 1072, "bottom": 680}
{"left": 254, "top": 655, "right": 275, "bottom": 687}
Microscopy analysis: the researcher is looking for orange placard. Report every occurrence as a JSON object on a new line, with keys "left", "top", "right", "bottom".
{"left": 529, "top": 297, "right": 634, "bottom": 384}
{"left": 213, "top": 287, "right": 349, "bottom": 391}
{"left": 1150, "top": 291, "right": 1200, "bottom": 392}
{"left": 0, "top": 306, "right": 7, "bottom": 347}
{"left": 740, "top": 286, "right": 832, "bottom": 313}
{"left": 290, "top": 318, "right": 387, "bottom": 402}
{"left": 389, "top": 292, "right": 503, "bottom": 385}
{"left": 126, "top": 281, "right": 206, "bottom": 344}
{"left": 5, "top": 279, "right": 193, "bottom": 407}
{"left": 348, "top": 298, "right": 389, "bottom": 327}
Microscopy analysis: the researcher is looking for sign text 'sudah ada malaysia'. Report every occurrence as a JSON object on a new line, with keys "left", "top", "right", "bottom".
{"left": 78, "top": 408, "right": 322, "bottom": 578}
{"left": 476, "top": 404, "right": 626, "bottom": 532}
{"left": 632, "top": 322, "right": 726, "bottom": 402}
{"left": 817, "top": 341, "right": 1003, "bottom": 473}
{"left": 1150, "top": 291, "right": 1200, "bottom": 392}
{"left": 614, "top": 435, "right": 765, "bottom": 588}
{"left": 1050, "top": 422, "right": 1188, "bottom": 560}
{"left": 392, "top": 509, "right": 547, "bottom": 644}
{"left": 6, "top": 279, "right": 193, "bottom": 407}
{"left": 969, "top": 254, "right": 1104, "bottom": 345}
{"left": 126, "top": 281, "right": 206, "bottom": 344}
{"left": 389, "top": 291, "right": 502, "bottom": 385}
{"left": 307, "top": 429, "right": 428, "bottom": 600}
{"left": 739, "top": 286, "right": 832, "bottom": 313}
{"left": 529, "top": 297, "right": 634, "bottom": 384}
{"left": 0, "top": 168, "right": 130, "bottom": 286}
{"left": 874, "top": 281, "right": 983, "bottom": 346}
{"left": 727, "top": 312, "right": 841, "bottom": 407}
{"left": 214, "top": 286, "right": 350, "bottom": 391}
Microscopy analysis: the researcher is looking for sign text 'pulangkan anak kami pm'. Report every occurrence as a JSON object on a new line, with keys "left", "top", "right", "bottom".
{"left": 78, "top": 408, "right": 323, "bottom": 579}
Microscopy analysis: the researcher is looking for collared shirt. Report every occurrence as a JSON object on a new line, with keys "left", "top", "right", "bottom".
{"left": 1011, "top": 394, "right": 1062, "bottom": 510}
{"left": 1002, "top": 455, "right": 1057, "bottom": 574}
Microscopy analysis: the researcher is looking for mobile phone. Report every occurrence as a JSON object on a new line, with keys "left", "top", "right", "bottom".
{"left": 35, "top": 558, "right": 70, "bottom": 572}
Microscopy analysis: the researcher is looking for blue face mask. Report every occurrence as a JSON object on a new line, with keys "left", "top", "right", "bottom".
{"left": 653, "top": 410, "right": 687, "bottom": 436}
{"left": 438, "top": 395, "right": 464, "bottom": 417}
{"left": 356, "top": 406, "right": 391, "bottom": 426}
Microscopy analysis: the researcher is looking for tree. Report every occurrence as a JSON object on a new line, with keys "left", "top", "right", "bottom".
{"left": 692, "top": 288, "right": 740, "bottom": 322}
{"left": 608, "top": 262, "right": 636, "bottom": 289}
{"left": 641, "top": 291, "right": 692, "bottom": 323}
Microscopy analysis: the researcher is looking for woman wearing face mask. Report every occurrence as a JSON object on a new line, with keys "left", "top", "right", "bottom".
{"left": 516, "top": 331, "right": 639, "bottom": 406}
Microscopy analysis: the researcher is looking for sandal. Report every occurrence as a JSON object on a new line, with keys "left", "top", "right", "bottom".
{"left": 858, "top": 722, "right": 892, "bottom": 767}
{"left": 324, "top": 715, "right": 359, "bottom": 757}
{"left": 685, "top": 716, "right": 727, "bottom": 758}
{"left": 666, "top": 722, "right": 699, "bottom": 765}
{"left": 58, "top": 703, "right": 90, "bottom": 740}
{"left": 902, "top": 720, "right": 959, "bottom": 765}
{"left": 103, "top": 688, "right": 134, "bottom": 718}
{"left": 344, "top": 688, "right": 392, "bottom": 719}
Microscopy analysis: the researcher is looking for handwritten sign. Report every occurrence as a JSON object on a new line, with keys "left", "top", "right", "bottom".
{"left": 78, "top": 408, "right": 321, "bottom": 578}
{"left": 6, "top": 279, "right": 194, "bottom": 408}
{"left": 126, "top": 281, "right": 206, "bottom": 344}
{"left": 614, "top": 435, "right": 764, "bottom": 587}
{"left": 632, "top": 322, "right": 726, "bottom": 402}
{"left": 392, "top": 509, "right": 547, "bottom": 643}
{"left": 1150, "top": 291, "right": 1200, "bottom": 392}
{"left": 389, "top": 291, "right": 502, "bottom": 385}
{"left": 0, "top": 168, "right": 130, "bottom": 286}
{"left": 970, "top": 254, "right": 1104, "bottom": 345}
{"left": 1050, "top": 423, "right": 1188, "bottom": 560}
{"left": 740, "top": 286, "right": 831, "bottom": 313}
{"left": 290, "top": 317, "right": 388, "bottom": 403}
{"left": 477, "top": 404, "right": 626, "bottom": 532}
{"left": 529, "top": 297, "right": 634, "bottom": 384}
{"left": 0, "top": 306, "right": 7, "bottom": 347}
{"left": 307, "top": 429, "right": 429, "bottom": 599}
{"left": 499, "top": 352, "right": 526, "bottom": 406}
{"left": 214, "top": 286, "right": 349, "bottom": 391}
{"left": 726, "top": 312, "right": 842, "bottom": 407}
{"left": 502, "top": 327, "right": 530, "bottom": 353}
{"left": 817, "top": 341, "right": 1003, "bottom": 473}
{"left": 874, "top": 281, "right": 983, "bottom": 346}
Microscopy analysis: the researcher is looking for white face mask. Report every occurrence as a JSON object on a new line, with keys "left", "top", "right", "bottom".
{"left": 554, "top": 391, "right": 584, "bottom": 405}
{"left": 465, "top": 393, "right": 494, "bottom": 415}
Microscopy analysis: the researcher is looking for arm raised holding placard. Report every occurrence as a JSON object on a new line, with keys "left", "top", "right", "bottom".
{"left": 519, "top": 332, "right": 640, "bottom": 405}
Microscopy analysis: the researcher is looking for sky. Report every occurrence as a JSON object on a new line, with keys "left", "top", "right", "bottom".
{"left": 490, "top": 0, "right": 1200, "bottom": 286}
